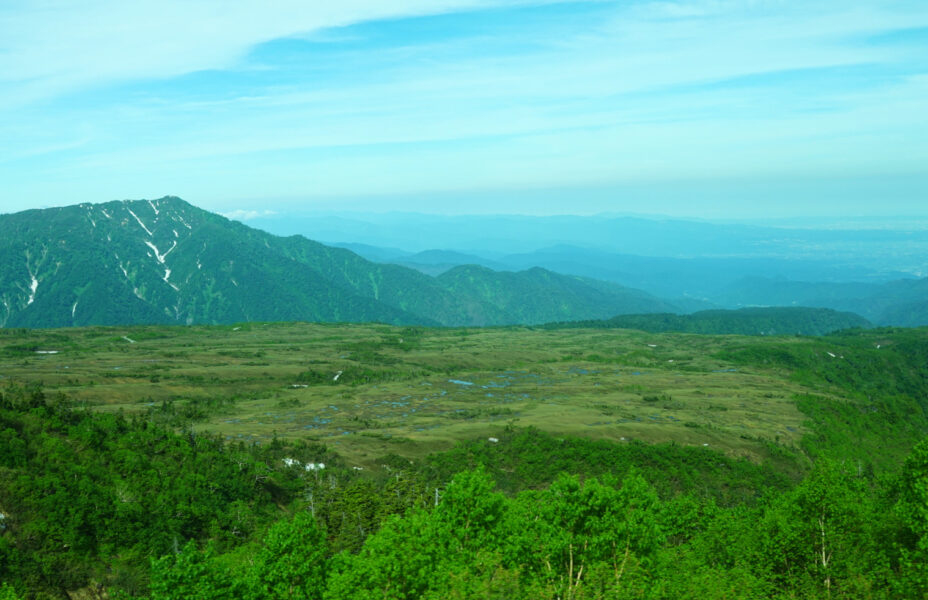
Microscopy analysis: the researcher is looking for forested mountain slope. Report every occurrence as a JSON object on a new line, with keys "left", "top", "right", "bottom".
{"left": 436, "top": 265, "right": 678, "bottom": 325}
{"left": 0, "top": 198, "right": 420, "bottom": 327}
{"left": 0, "top": 198, "right": 675, "bottom": 328}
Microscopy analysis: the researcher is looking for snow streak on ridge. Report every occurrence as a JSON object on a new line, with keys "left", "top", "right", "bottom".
{"left": 144, "top": 240, "right": 176, "bottom": 264}
{"left": 127, "top": 207, "right": 153, "bottom": 236}
{"left": 27, "top": 274, "right": 37, "bottom": 306}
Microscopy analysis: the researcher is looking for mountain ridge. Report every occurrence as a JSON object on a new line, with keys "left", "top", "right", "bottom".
{"left": 0, "top": 197, "right": 679, "bottom": 328}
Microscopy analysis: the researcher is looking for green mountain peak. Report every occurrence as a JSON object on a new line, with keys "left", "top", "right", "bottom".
{"left": 0, "top": 198, "right": 677, "bottom": 328}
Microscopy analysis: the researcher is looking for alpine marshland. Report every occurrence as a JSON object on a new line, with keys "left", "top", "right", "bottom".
{"left": 1, "top": 200, "right": 928, "bottom": 599}
{"left": 3, "top": 2, "right": 928, "bottom": 599}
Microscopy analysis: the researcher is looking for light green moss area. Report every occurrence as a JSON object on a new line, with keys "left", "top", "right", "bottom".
{"left": 0, "top": 321, "right": 822, "bottom": 467}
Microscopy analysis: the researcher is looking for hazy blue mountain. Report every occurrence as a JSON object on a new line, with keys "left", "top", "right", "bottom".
{"left": 878, "top": 297, "right": 928, "bottom": 327}
{"left": 390, "top": 250, "right": 508, "bottom": 277}
{"left": 719, "top": 277, "right": 884, "bottom": 310}
{"left": 299, "top": 239, "right": 928, "bottom": 327}
{"left": 717, "top": 276, "right": 928, "bottom": 326}
{"left": 405, "top": 249, "right": 507, "bottom": 269}
{"left": 245, "top": 212, "right": 928, "bottom": 278}
{"left": 330, "top": 245, "right": 508, "bottom": 276}
{"left": 320, "top": 241, "right": 905, "bottom": 310}
{"left": 0, "top": 198, "right": 684, "bottom": 328}
{"left": 846, "top": 278, "right": 928, "bottom": 326}
{"left": 329, "top": 242, "right": 411, "bottom": 263}
{"left": 435, "top": 265, "right": 678, "bottom": 325}
{"left": 495, "top": 245, "right": 905, "bottom": 299}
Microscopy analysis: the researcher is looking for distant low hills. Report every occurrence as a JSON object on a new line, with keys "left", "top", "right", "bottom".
{"left": 435, "top": 265, "right": 677, "bottom": 325}
{"left": 0, "top": 197, "right": 679, "bottom": 328}
{"left": 344, "top": 240, "right": 928, "bottom": 327}
{"left": 543, "top": 307, "right": 871, "bottom": 336}
{"left": 719, "top": 276, "right": 928, "bottom": 326}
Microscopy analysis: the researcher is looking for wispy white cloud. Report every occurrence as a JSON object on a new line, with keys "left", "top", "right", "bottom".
{"left": 43, "top": 2, "right": 928, "bottom": 163}
{"left": 1, "top": 0, "right": 927, "bottom": 216}
{"left": 222, "top": 209, "right": 277, "bottom": 221}
{"left": 0, "top": 0, "right": 537, "bottom": 104}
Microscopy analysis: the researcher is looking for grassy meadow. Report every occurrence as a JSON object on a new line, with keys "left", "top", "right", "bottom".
{"left": 5, "top": 321, "right": 928, "bottom": 599}
{"left": 0, "top": 321, "right": 834, "bottom": 467}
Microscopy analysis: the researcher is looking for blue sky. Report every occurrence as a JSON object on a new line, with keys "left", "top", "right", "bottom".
{"left": 1, "top": 0, "right": 926, "bottom": 218}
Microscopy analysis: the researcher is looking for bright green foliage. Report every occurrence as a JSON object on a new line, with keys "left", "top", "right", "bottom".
{"left": 425, "top": 427, "right": 797, "bottom": 505}
{"left": 3, "top": 328, "right": 928, "bottom": 600}
{"left": 323, "top": 510, "right": 440, "bottom": 600}
{"left": 894, "top": 437, "right": 928, "bottom": 596}
{"left": 149, "top": 541, "right": 239, "bottom": 600}
{"left": 720, "top": 329, "right": 928, "bottom": 470}
{"left": 319, "top": 478, "right": 383, "bottom": 554}
{"left": 509, "top": 472, "right": 663, "bottom": 598}
{"left": 752, "top": 461, "right": 884, "bottom": 597}
{"left": 419, "top": 550, "right": 525, "bottom": 600}
{"left": 0, "top": 583, "right": 22, "bottom": 600}
{"left": 0, "top": 385, "right": 290, "bottom": 596}
{"left": 432, "top": 468, "right": 508, "bottom": 553}
{"left": 249, "top": 512, "right": 327, "bottom": 600}
{"left": 659, "top": 493, "right": 716, "bottom": 546}
{"left": 323, "top": 470, "right": 511, "bottom": 599}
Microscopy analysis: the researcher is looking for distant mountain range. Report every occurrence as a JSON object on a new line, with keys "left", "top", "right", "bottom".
{"left": 250, "top": 211, "right": 928, "bottom": 277}
{"left": 0, "top": 198, "right": 681, "bottom": 328}
{"left": 335, "top": 241, "right": 928, "bottom": 327}
{"left": 5, "top": 198, "right": 925, "bottom": 329}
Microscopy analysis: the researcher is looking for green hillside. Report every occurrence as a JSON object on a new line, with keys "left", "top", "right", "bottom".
{"left": 0, "top": 198, "right": 678, "bottom": 328}
{"left": 546, "top": 307, "right": 871, "bottom": 335}
{"left": 0, "top": 198, "right": 418, "bottom": 328}
{"left": 720, "top": 276, "right": 928, "bottom": 327}
{"left": 866, "top": 278, "right": 928, "bottom": 326}
{"left": 436, "top": 265, "right": 677, "bottom": 325}
{"left": 1, "top": 323, "right": 927, "bottom": 598}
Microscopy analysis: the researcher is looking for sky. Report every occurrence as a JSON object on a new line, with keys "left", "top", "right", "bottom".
{"left": 1, "top": 0, "right": 927, "bottom": 219}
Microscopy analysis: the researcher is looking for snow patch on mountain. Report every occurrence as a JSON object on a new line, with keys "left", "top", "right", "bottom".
{"left": 127, "top": 207, "right": 153, "bottom": 236}
{"left": 148, "top": 199, "right": 160, "bottom": 216}
{"left": 27, "top": 275, "right": 38, "bottom": 306}
{"left": 164, "top": 268, "right": 179, "bottom": 291}
{"left": 145, "top": 240, "right": 176, "bottom": 264}
{"left": 116, "top": 254, "right": 129, "bottom": 279}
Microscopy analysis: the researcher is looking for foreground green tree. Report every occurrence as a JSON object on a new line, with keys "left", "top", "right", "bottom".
{"left": 753, "top": 460, "right": 879, "bottom": 598}
{"left": 507, "top": 470, "right": 664, "bottom": 599}
{"left": 248, "top": 511, "right": 327, "bottom": 600}
{"left": 323, "top": 509, "right": 439, "bottom": 600}
{"left": 894, "top": 437, "right": 928, "bottom": 597}
{"left": 0, "top": 583, "right": 23, "bottom": 600}
{"left": 149, "top": 541, "right": 239, "bottom": 600}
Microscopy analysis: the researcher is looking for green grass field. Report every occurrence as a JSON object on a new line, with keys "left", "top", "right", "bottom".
{"left": 0, "top": 322, "right": 829, "bottom": 467}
